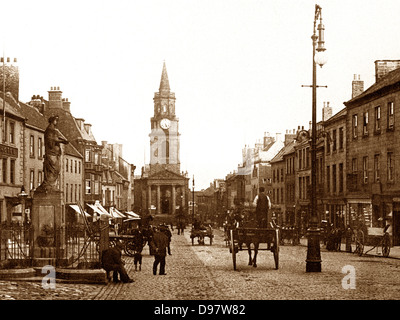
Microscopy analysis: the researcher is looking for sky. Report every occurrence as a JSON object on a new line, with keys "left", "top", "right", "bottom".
{"left": 1, "top": 0, "right": 400, "bottom": 190}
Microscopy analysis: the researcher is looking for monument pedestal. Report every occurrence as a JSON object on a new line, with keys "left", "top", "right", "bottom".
{"left": 31, "top": 190, "right": 66, "bottom": 267}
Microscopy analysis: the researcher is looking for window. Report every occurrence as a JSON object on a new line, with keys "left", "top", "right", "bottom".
{"left": 352, "top": 114, "right": 358, "bottom": 138}
{"left": 326, "top": 166, "right": 330, "bottom": 193}
{"left": 30, "top": 135, "right": 35, "bottom": 157}
{"left": 375, "top": 106, "right": 381, "bottom": 132}
{"left": 387, "top": 152, "right": 394, "bottom": 182}
{"left": 85, "top": 179, "right": 91, "bottom": 194}
{"left": 339, "top": 127, "right": 344, "bottom": 150}
{"left": 38, "top": 171, "right": 43, "bottom": 186}
{"left": 332, "top": 129, "right": 337, "bottom": 151}
{"left": 70, "top": 159, "right": 73, "bottom": 172}
{"left": 339, "top": 163, "right": 344, "bottom": 193}
{"left": 29, "top": 170, "right": 34, "bottom": 190}
{"left": 79, "top": 161, "right": 81, "bottom": 174}
{"left": 374, "top": 154, "right": 380, "bottom": 182}
{"left": 66, "top": 184, "right": 69, "bottom": 202}
{"left": 66, "top": 159, "right": 68, "bottom": 172}
{"left": 85, "top": 149, "right": 91, "bottom": 162}
{"left": 363, "top": 156, "right": 369, "bottom": 184}
{"left": 10, "top": 160, "right": 15, "bottom": 184}
{"left": 363, "top": 112, "right": 369, "bottom": 136}
{"left": 75, "top": 160, "right": 77, "bottom": 173}
{"left": 2, "top": 120, "right": 6, "bottom": 142}
{"left": 94, "top": 153, "right": 99, "bottom": 165}
{"left": 9, "top": 122, "right": 15, "bottom": 144}
{"left": 332, "top": 164, "right": 337, "bottom": 193}
{"left": 38, "top": 137, "right": 43, "bottom": 158}
{"left": 326, "top": 135, "right": 330, "bottom": 154}
{"left": 388, "top": 102, "right": 394, "bottom": 129}
{"left": 2, "top": 159, "right": 7, "bottom": 183}
{"left": 352, "top": 158, "right": 358, "bottom": 173}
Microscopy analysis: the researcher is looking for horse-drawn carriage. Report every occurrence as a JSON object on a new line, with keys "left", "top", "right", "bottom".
{"left": 229, "top": 220, "right": 280, "bottom": 270}
{"left": 279, "top": 226, "right": 299, "bottom": 246}
{"left": 190, "top": 225, "right": 213, "bottom": 245}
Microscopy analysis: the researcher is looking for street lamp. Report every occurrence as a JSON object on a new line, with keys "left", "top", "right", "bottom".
{"left": 18, "top": 186, "right": 28, "bottom": 223}
{"left": 192, "top": 175, "right": 195, "bottom": 222}
{"left": 306, "top": 4, "right": 327, "bottom": 273}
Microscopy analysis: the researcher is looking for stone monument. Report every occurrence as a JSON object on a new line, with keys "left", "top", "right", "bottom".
{"left": 32, "top": 115, "right": 69, "bottom": 267}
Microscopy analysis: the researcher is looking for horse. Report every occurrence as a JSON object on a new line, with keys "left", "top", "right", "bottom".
{"left": 238, "top": 218, "right": 262, "bottom": 268}
{"left": 326, "top": 226, "right": 343, "bottom": 251}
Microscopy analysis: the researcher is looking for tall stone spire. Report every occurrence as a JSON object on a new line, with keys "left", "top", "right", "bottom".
{"left": 159, "top": 61, "right": 170, "bottom": 94}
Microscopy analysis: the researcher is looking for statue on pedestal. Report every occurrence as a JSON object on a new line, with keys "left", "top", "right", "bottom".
{"left": 36, "top": 115, "right": 69, "bottom": 193}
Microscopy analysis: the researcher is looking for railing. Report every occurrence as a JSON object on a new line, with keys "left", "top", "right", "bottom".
{"left": 0, "top": 222, "right": 33, "bottom": 268}
{"left": 0, "top": 221, "right": 102, "bottom": 269}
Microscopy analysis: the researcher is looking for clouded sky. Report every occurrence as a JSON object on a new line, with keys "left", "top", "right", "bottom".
{"left": 2, "top": 0, "right": 400, "bottom": 190}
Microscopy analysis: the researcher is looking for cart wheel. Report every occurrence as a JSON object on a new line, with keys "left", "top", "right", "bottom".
{"left": 355, "top": 230, "right": 364, "bottom": 256}
{"left": 124, "top": 240, "right": 136, "bottom": 257}
{"left": 382, "top": 233, "right": 391, "bottom": 258}
{"left": 230, "top": 229, "right": 237, "bottom": 271}
{"left": 273, "top": 229, "right": 279, "bottom": 269}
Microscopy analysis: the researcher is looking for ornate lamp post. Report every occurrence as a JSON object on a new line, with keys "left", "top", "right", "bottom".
{"left": 192, "top": 175, "right": 195, "bottom": 222}
{"left": 306, "top": 4, "right": 327, "bottom": 272}
{"left": 18, "top": 186, "right": 28, "bottom": 223}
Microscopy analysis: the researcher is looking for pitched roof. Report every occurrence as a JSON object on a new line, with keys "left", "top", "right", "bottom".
{"left": 19, "top": 102, "right": 48, "bottom": 131}
{"left": 0, "top": 94, "right": 24, "bottom": 120}
{"left": 345, "top": 67, "right": 400, "bottom": 106}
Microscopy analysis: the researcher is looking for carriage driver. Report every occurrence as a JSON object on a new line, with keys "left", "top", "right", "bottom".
{"left": 253, "top": 187, "right": 272, "bottom": 229}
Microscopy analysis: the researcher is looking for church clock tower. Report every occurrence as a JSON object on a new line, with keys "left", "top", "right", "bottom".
{"left": 135, "top": 62, "right": 188, "bottom": 217}
{"left": 149, "top": 61, "right": 180, "bottom": 175}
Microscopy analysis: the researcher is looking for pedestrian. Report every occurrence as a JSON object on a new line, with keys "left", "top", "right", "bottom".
{"left": 101, "top": 242, "right": 134, "bottom": 283}
{"left": 150, "top": 226, "right": 170, "bottom": 275}
{"left": 160, "top": 224, "right": 172, "bottom": 255}
{"left": 253, "top": 187, "right": 272, "bottom": 228}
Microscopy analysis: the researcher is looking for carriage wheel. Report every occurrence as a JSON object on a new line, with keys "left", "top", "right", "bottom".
{"left": 230, "top": 229, "right": 237, "bottom": 271}
{"left": 382, "top": 233, "right": 391, "bottom": 258}
{"left": 273, "top": 229, "right": 280, "bottom": 269}
{"left": 124, "top": 240, "right": 136, "bottom": 257}
{"left": 355, "top": 230, "right": 365, "bottom": 256}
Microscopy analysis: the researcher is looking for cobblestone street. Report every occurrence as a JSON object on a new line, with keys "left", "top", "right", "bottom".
{"left": 1, "top": 227, "right": 400, "bottom": 301}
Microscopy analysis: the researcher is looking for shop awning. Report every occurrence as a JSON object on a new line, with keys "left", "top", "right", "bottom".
{"left": 125, "top": 211, "right": 140, "bottom": 218}
{"left": 87, "top": 203, "right": 112, "bottom": 218}
{"left": 110, "top": 207, "right": 126, "bottom": 219}
{"left": 69, "top": 204, "right": 90, "bottom": 217}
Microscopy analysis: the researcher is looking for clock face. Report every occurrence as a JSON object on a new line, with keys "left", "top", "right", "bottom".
{"left": 160, "top": 118, "right": 171, "bottom": 129}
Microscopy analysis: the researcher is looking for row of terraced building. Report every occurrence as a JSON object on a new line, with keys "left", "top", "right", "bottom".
{"left": 0, "top": 61, "right": 136, "bottom": 226}
{"left": 207, "top": 60, "right": 400, "bottom": 246}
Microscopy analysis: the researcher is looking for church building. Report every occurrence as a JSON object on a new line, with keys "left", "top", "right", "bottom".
{"left": 134, "top": 62, "right": 189, "bottom": 219}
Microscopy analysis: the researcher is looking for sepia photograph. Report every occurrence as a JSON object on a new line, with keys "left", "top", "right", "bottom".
{"left": 0, "top": 0, "right": 399, "bottom": 311}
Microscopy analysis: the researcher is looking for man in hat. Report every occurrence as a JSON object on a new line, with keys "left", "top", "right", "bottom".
{"left": 253, "top": 187, "right": 272, "bottom": 228}
{"left": 101, "top": 242, "right": 134, "bottom": 283}
{"left": 150, "top": 226, "right": 170, "bottom": 275}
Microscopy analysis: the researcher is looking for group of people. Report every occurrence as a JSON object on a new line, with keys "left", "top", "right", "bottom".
{"left": 101, "top": 223, "right": 173, "bottom": 283}
{"left": 101, "top": 187, "right": 272, "bottom": 284}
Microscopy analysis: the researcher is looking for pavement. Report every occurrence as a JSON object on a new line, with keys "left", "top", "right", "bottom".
{"left": 298, "top": 236, "right": 400, "bottom": 259}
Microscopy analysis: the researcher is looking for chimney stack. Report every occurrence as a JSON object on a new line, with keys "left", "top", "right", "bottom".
{"left": 352, "top": 74, "right": 364, "bottom": 98}
{"left": 322, "top": 101, "right": 333, "bottom": 121}
{"left": 375, "top": 60, "right": 400, "bottom": 82}
{"left": 62, "top": 98, "right": 71, "bottom": 113}
{"left": 48, "top": 86, "right": 63, "bottom": 109}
